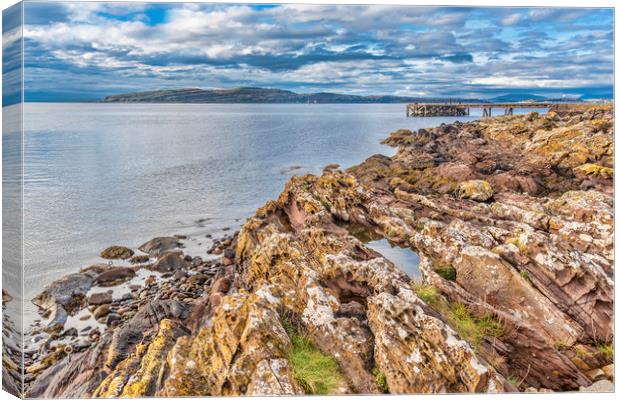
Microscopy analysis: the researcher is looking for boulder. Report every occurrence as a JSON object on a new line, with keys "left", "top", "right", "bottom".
{"left": 151, "top": 252, "right": 188, "bottom": 273}
{"left": 138, "top": 237, "right": 182, "bottom": 257}
{"left": 100, "top": 246, "right": 134, "bottom": 260}
{"left": 94, "top": 267, "right": 136, "bottom": 286}
{"left": 160, "top": 293, "right": 302, "bottom": 396}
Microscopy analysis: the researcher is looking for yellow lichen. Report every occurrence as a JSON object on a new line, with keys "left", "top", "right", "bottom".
{"left": 573, "top": 163, "right": 613, "bottom": 179}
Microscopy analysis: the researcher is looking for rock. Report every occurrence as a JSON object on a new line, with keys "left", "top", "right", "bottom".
{"left": 92, "top": 304, "right": 110, "bottom": 319}
{"left": 93, "top": 319, "right": 190, "bottom": 397}
{"left": 88, "top": 292, "right": 113, "bottom": 306}
{"left": 105, "top": 300, "right": 187, "bottom": 369}
{"left": 129, "top": 255, "right": 150, "bottom": 264}
{"left": 151, "top": 252, "right": 188, "bottom": 273}
{"left": 160, "top": 293, "right": 302, "bottom": 396}
{"left": 456, "top": 179, "right": 494, "bottom": 201}
{"left": 138, "top": 237, "right": 182, "bottom": 257}
{"left": 221, "top": 256, "right": 234, "bottom": 266}
{"left": 186, "top": 273, "right": 207, "bottom": 286}
{"left": 62, "top": 328, "right": 78, "bottom": 337}
{"left": 580, "top": 379, "right": 613, "bottom": 392}
{"left": 26, "top": 334, "right": 113, "bottom": 398}
{"left": 323, "top": 163, "right": 341, "bottom": 172}
{"left": 100, "top": 246, "right": 134, "bottom": 260}
{"left": 247, "top": 359, "right": 304, "bottom": 395}
{"left": 94, "top": 267, "right": 136, "bottom": 286}
{"left": 172, "top": 270, "right": 187, "bottom": 280}
{"left": 601, "top": 364, "right": 614, "bottom": 380}
{"left": 105, "top": 313, "right": 121, "bottom": 326}
{"left": 368, "top": 291, "right": 504, "bottom": 393}
{"left": 32, "top": 270, "right": 100, "bottom": 330}
{"left": 585, "top": 368, "right": 606, "bottom": 381}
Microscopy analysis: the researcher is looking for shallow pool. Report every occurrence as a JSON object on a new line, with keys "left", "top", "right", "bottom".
{"left": 365, "top": 238, "right": 421, "bottom": 278}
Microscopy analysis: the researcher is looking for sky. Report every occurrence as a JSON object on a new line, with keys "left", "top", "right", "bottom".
{"left": 2, "top": 2, "right": 615, "bottom": 103}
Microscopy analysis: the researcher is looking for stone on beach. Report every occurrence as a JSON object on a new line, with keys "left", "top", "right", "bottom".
{"left": 100, "top": 245, "right": 134, "bottom": 260}
{"left": 138, "top": 236, "right": 183, "bottom": 257}
{"left": 151, "top": 251, "right": 189, "bottom": 272}
{"left": 94, "top": 267, "right": 136, "bottom": 286}
{"left": 88, "top": 292, "right": 113, "bottom": 306}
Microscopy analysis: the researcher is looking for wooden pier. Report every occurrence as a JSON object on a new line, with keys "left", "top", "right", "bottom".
{"left": 406, "top": 102, "right": 564, "bottom": 118}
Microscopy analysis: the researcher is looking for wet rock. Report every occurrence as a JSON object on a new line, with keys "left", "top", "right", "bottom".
{"left": 138, "top": 237, "right": 182, "bottom": 257}
{"left": 105, "top": 313, "right": 121, "bottom": 326}
{"left": 94, "top": 267, "right": 136, "bottom": 286}
{"left": 129, "top": 255, "right": 150, "bottom": 264}
{"left": 100, "top": 246, "right": 134, "bottom": 260}
{"left": 151, "top": 252, "right": 189, "bottom": 273}
{"left": 323, "top": 163, "right": 341, "bottom": 172}
{"left": 62, "top": 328, "right": 78, "bottom": 337}
{"left": 32, "top": 270, "right": 100, "bottom": 330}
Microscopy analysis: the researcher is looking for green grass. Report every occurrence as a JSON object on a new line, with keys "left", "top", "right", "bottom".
{"left": 519, "top": 270, "right": 530, "bottom": 281}
{"left": 507, "top": 237, "right": 528, "bottom": 255}
{"left": 447, "top": 303, "right": 503, "bottom": 346}
{"left": 507, "top": 376, "right": 520, "bottom": 387}
{"left": 412, "top": 283, "right": 503, "bottom": 349}
{"left": 413, "top": 284, "right": 441, "bottom": 306}
{"left": 372, "top": 368, "right": 389, "bottom": 393}
{"left": 597, "top": 343, "right": 613, "bottom": 360}
{"left": 573, "top": 346, "right": 589, "bottom": 358}
{"left": 434, "top": 262, "right": 457, "bottom": 281}
{"left": 285, "top": 323, "right": 346, "bottom": 394}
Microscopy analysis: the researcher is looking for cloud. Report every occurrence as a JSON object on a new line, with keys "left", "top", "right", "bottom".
{"left": 10, "top": 3, "right": 614, "bottom": 101}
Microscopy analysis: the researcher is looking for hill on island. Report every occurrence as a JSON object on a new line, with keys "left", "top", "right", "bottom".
{"left": 102, "top": 87, "right": 483, "bottom": 104}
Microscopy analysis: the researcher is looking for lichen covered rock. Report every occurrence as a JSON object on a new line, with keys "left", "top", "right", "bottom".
{"left": 456, "top": 180, "right": 494, "bottom": 201}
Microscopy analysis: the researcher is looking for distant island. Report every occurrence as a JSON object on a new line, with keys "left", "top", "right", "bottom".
{"left": 102, "top": 86, "right": 573, "bottom": 104}
{"left": 101, "top": 87, "right": 479, "bottom": 104}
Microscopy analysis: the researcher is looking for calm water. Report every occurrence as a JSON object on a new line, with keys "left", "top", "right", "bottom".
{"left": 366, "top": 239, "right": 421, "bottom": 279}
{"left": 18, "top": 102, "right": 529, "bottom": 323}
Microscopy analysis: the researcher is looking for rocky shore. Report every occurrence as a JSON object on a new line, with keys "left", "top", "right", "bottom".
{"left": 12, "top": 104, "right": 614, "bottom": 397}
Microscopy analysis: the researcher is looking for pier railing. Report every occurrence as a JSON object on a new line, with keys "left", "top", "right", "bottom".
{"left": 405, "top": 102, "right": 574, "bottom": 117}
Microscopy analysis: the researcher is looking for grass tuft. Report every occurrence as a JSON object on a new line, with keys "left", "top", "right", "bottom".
{"left": 433, "top": 261, "right": 457, "bottom": 281}
{"left": 412, "top": 283, "right": 503, "bottom": 348}
{"left": 284, "top": 323, "right": 346, "bottom": 394}
{"left": 447, "top": 303, "right": 503, "bottom": 347}
{"left": 413, "top": 283, "right": 441, "bottom": 306}
{"left": 372, "top": 367, "right": 389, "bottom": 393}
{"left": 597, "top": 343, "right": 613, "bottom": 361}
